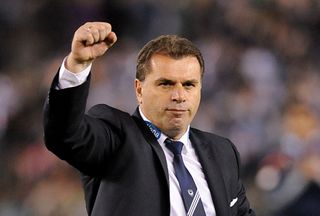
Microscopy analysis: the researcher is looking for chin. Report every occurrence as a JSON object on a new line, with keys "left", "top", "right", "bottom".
{"left": 165, "top": 125, "right": 187, "bottom": 139}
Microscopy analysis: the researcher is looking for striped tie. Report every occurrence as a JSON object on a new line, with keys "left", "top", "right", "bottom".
{"left": 165, "top": 139, "right": 206, "bottom": 216}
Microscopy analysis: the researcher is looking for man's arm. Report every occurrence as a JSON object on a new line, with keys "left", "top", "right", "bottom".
{"left": 43, "top": 22, "right": 118, "bottom": 175}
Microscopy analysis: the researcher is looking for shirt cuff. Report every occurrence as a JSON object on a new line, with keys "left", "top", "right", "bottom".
{"left": 57, "top": 57, "right": 92, "bottom": 89}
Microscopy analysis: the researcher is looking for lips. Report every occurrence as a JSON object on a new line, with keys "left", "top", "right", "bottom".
{"left": 166, "top": 108, "right": 188, "bottom": 114}
{"left": 167, "top": 109, "right": 187, "bottom": 112}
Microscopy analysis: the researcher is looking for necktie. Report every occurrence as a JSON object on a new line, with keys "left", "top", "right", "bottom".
{"left": 165, "top": 139, "right": 206, "bottom": 216}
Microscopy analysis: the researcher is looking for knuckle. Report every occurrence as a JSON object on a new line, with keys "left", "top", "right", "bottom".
{"left": 105, "top": 23, "right": 112, "bottom": 30}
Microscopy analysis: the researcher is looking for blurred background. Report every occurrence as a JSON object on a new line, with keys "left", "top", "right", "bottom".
{"left": 1, "top": 0, "right": 320, "bottom": 215}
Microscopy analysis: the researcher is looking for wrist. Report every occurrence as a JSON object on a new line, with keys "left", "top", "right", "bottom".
{"left": 65, "top": 53, "right": 92, "bottom": 73}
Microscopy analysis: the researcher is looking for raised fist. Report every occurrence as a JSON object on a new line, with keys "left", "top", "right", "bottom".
{"left": 66, "top": 22, "right": 117, "bottom": 73}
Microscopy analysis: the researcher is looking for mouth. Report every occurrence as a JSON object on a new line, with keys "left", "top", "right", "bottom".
{"left": 166, "top": 108, "right": 188, "bottom": 115}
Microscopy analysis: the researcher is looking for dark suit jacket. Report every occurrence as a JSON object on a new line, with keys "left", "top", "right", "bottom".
{"left": 43, "top": 73, "right": 255, "bottom": 216}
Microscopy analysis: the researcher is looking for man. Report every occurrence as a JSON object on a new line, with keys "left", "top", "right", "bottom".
{"left": 43, "top": 21, "right": 255, "bottom": 216}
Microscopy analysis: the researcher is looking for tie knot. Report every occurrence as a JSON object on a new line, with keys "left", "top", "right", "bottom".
{"left": 165, "top": 139, "right": 184, "bottom": 155}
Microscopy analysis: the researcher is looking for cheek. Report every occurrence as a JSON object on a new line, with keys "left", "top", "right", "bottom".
{"left": 143, "top": 91, "right": 157, "bottom": 104}
{"left": 142, "top": 92, "right": 164, "bottom": 111}
{"left": 190, "top": 92, "right": 201, "bottom": 107}
{"left": 144, "top": 90, "right": 167, "bottom": 104}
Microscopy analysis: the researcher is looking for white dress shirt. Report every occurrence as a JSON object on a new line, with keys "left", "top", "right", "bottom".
{"left": 57, "top": 59, "right": 216, "bottom": 216}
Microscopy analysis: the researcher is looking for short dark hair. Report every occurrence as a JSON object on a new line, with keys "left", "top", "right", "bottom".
{"left": 136, "top": 35, "right": 204, "bottom": 81}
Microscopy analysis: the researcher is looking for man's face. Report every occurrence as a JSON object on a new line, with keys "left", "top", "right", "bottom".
{"left": 135, "top": 54, "right": 202, "bottom": 140}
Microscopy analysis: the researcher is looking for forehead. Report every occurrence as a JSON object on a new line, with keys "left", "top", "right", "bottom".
{"left": 148, "top": 54, "right": 201, "bottom": 80}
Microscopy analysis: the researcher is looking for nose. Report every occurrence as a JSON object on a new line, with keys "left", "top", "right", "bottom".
{"left": 171, "top": 85, "right": 186, "bottom": 103}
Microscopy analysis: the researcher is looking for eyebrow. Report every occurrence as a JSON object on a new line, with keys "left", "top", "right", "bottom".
{"left": 155, "top": 78, "right": 175, "bottom": 84}
{"left": 155, "top": 78, "right": 200, "bottom": 85}
{"left": 182, "top": 79, "right": 200, "bottom": 85}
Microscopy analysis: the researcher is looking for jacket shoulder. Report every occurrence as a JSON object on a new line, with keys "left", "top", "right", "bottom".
{"left": 88, "top": 104, "right": 129, "bottom": 116}
{"left": 87, "top": 104, "right": 134, "bottom": 133}
{"left": 88, "top": 104, "right": 133, "bottom": 121}
{"left": 190, "top": 127, "right": 231, "bottom": 145}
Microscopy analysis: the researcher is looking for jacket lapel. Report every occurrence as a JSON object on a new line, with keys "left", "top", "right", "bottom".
{"left": 132, "top": 108, "right": 169, "bottom": 186}
{"left": 190, "top": 129, "right": 230, "bottom": 216}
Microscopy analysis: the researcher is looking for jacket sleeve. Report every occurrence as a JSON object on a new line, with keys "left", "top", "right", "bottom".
{"left": 43, "top": 71, "right": 122, "bottom": 176}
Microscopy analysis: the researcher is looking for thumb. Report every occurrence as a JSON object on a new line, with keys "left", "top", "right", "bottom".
{"left": 105, "top": 31, "right": 117, "bottom": 48}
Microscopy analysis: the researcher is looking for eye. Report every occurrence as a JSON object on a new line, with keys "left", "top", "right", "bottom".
{"left": 160, "top": 82, "right": 170, "bottom": 86}
{"left": 158, "top": 80, "right": 173, "bottom": 87}
{"left": 183, "top": 82, "right": 196, "bottom": 89}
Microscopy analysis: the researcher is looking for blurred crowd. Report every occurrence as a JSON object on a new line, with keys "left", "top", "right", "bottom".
{"left": 1, "top": 0, "right": 320, "bottom": 215}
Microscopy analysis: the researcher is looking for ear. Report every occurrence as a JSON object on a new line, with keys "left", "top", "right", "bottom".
{"left": 134, "top": 79, "right": 143, "bottom": 104}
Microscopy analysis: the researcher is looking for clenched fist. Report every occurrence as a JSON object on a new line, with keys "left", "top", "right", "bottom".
{"left": 65, "top": 22, "right": 117, "bottom": 73}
